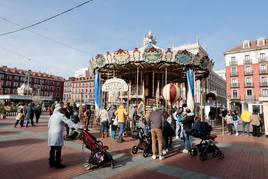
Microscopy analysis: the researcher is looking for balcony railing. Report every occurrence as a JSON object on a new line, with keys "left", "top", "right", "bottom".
{"left": 244, "top": 59, "right": 252, "bottom": 64}
{"left": 231, "top": 83, "right": 239, "bottom": 88}
{"left": 244, "top": 95, "right": 256, "bottom": 102}
{"left": 259, "top": 69, "right": 268, "bottom": 74}
{"left": 230, "top": 61, "right": 238, "bottom": 66}
{"left": 231, "top": 95, "right": 240, "bottom": 100}
{"left": 230, "top": 72, "right": 238, "bottom": 77}
{"left": 260, "top": 82, "right": 268, "bottom": 87}
{"left": 245, "top": 82, "right": 254, "bottom": 87}
{"left": 258, "top": 57, "right": 268, "bottom": 63}
{"left": 244, "top": 71, "right": 253, "bottom": 75}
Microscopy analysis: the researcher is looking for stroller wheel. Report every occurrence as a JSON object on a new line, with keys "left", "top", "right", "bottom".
{"left": 83, "top": 162, "right": 89, "bottom": 167}
{"left": 132, "top": 146, "right": 138, "bottom": 154}
{"left": 143, "top": 149, "right": 149, "bottom": 158}
{"left": 86, "top": 164, "right": 92, "bottom": 170}
{"left": 190, "top": 148, "right": 198, "bottom": 157}
{"left": 111, "top": 160, "right": 115, "bottom": 169}
{"left": 199, "top": 153, "right": 208, "bottom": 161}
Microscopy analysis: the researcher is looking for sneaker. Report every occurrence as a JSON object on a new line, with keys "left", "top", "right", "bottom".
{"left": 235, "top": 133, "right": 239, "bottom": 136}
{"left": 182, "top": 149, "right": 189, "bottom": 154}
{"left": 159, "top": 156, "right": 164, "bottom": 160}
{"left": 162, "top": 150, "right": 167, "bottom": 155}
{"left": 176, "top": 136, "right": 179, "bottom": 139}
{"left": 152, "top": 155, "right": 157, "bottom": 160}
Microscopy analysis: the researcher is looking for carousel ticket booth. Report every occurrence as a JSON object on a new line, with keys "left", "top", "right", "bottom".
{"left": 92, "top": 32, "right": 213, "bottom": 118}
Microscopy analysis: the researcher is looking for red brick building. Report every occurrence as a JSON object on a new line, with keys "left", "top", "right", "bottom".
{"left": 63, "top": 76, "right": 95, "bottom": 104}
{"left": 0, "top": 66, "right": 64, "bottom": 100}
{"left": 224, "top": 38, "right": 268, "bottom": 113}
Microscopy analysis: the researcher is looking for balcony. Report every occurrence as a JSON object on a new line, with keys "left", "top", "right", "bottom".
{"left": 231, "top": 83, "right": 239, "bottom": 88}
{"left": 244, "top": 95, "right": 256, "bottom": 102}
{"left": 230, "top": 61, "right": 238, "bottom": 66}
{"left": 260, "top": 81, "right": 268, "bottom": 87}
{"left": 230, "top": 72, "right": 238, "bottom": 77}
{"left": 258, "top": 57, "right": 268, "bottom": 63}
{"left": 244, "top": 82, "right": 254, "bottom": 87}
{"left": 231, "top": 95, "right": 240, "bottom": 100}
{"left": 244, "top": 70, "right": 253, "bottom": 76}
{"left": 244, "top": 59, "right": 252, "bottom": 64}
{"left": 259, "top": 69, "right": 268, "bottom": 75}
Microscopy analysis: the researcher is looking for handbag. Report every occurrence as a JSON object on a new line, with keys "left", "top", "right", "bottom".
{"left": 113, "top": 116, "right": 118, "bottom": 126}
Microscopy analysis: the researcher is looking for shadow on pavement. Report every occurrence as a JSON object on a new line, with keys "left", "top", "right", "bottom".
{"left": 0, "top": 138, "right": 44, "bottom": 148}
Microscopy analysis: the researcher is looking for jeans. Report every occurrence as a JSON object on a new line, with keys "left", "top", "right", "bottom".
{"left": 151, "top": 128, "right": 163, "bottom": 156}
{"left": 183, "top": 130, "right": 192, "bottom": 150}
{"left": 101, "top": 121, "right": 108, "bottom": 133}
{"left": 242, "top": 122, "right": 250, "bottom": 135}
{"left": 118, "top": 123, "right": 125, "bottom": 142}
{"left": 252, "top": 125, "right": 260, "bottom": 137}
{"left": 175, "top": 121, "right": 180, "bottom": 138}
{"left": 233, "top": 121, "right": 239, "bottom": 134}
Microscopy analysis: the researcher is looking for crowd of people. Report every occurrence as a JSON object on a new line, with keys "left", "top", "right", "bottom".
{"left": 14, "top": 102, "right": 42, "bottom": 127}
{"left": 224, "top": 108, "right": 264, "bottom": 137}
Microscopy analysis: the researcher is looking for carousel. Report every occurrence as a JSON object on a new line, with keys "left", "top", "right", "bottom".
{"left": 92, "top": 32, "right": 213, "bottom": 117}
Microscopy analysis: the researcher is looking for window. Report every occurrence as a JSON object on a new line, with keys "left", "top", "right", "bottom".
{"left": 232, "top": 90, "right": 238, "bottom": 98}
{"left": 245, "top": 55, "right": 250, "bottom": 60}
{"left": 262, "top": 89, "right": 268, "bottom": 97}
{"left": 245, "top": 77, "right": 252, "bottom": 83}
{"left": 260, "top": 53, "right": 266, "bottom": 60}
{"left": 257, "top": 38, "right": 265, "bottom": 46}
{"left": 243, "top": 40, "right": 250, "bottom": 48}
{"left": 261, "top": 76, "right": 267, "bottom": 83}
{"left": 246, "top": 89, "right": 252, "bottom": 96}
{"left": 260, "top": 64, "right": 267, "bottom": 73}
{"left": 230, "top": 57, "right": 237, "bottom": 66}
{"left": 231, "top": 67, "right": 237, "bottom": 76}
{"left": 245, "top": 66, "right": 251, "bottom": 73}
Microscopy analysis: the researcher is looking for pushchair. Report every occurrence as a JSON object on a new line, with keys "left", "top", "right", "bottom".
{"left": 81, "top": 129, "right": 114, "bottom": 170}
{"left": 189, "top": 122, "right": 224, "bottom": 161}
{"left": 131, "top": 127, "right": 152, "bottom": 158}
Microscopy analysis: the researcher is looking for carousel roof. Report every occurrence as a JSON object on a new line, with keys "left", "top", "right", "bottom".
{"left": 91, "top": 32, "right": 214, "bottom": 80}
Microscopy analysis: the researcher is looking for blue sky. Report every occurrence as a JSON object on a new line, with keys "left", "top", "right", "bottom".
{"left": 0, "top": 0, "right": 268, "bottom": 78}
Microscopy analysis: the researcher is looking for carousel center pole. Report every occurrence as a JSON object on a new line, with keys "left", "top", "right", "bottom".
{"left": 165, "top": 66, "right": 167, "bottom": 109}
{"left": 136, "top": 66, "right": 139, "bottom": 104}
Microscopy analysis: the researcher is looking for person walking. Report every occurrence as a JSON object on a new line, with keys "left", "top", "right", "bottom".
{"left": 108, "top": 105, "right": 117, "bottom": 139}
{"left": 241, "top": 109, "right": 251, "bottom": 135}
{"left": 100, "top": 108, "right": 109, "bottom": 138}
{"left": 251, "top": 110, "right": 261, "bottom": 137}
{"left": 173, "top": 107, "right": 183, "bottom": 139}
{"left": 115, "top": 105, "right": 128, "bottom": 143}
{"left": 48, "top": 103, "right": 80, "bottom": 169}
{"left": 25, "top": 102, "right": 35, "bottom": 127}
{"left": 232, "top": 111, "right": 240, "bottom": 136}
{"left": 225, "top": 111, "right": 234, "bottom": 135}
{"left": 35, "top": 104, "right": 42, "bottom": 123}
{"left": 129, "top": 105, "right": 138, "bottom": 131}
{"left": 162, "top": 110, "right": 174, "bottom": 154}
{"left": 181, "top": 109, "right": 195, "bottom": 153}
{"left": 14, "top": 103, "right": 25, "bottom": 127}
{"left": 83, "top": 106, "right": 91, "bottom": 131}
{"left": 148, "top": 107, "right": 165, "bottom": 160}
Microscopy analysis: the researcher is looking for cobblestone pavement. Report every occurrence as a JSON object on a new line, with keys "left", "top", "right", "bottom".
{"left": 1, "top": 114, "right": 268, "bottom": 179}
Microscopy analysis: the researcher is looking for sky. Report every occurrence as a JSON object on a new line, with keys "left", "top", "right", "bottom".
{"left": 0, "top": 0, "right": 268, "bottom": 78}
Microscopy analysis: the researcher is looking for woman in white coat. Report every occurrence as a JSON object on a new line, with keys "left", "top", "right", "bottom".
{"left": 48, "top": 103, "right": 80, "bottom": 169}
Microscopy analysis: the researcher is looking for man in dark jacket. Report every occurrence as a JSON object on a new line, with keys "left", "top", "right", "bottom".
{"left": 25, "top": 102, "right": 35, "bottom": 127}
{"left": 148, "top": 107, "right": 165, "bottom": 160}
{"left": 181, "top": 109, "right": 195, "bottom": 153}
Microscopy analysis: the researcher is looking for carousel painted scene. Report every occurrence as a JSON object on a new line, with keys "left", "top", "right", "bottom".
{"left": 92, "top": 32, "right": 214, "bottom": 119}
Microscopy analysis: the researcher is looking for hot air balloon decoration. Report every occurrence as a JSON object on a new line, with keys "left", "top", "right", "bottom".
{"left": 162, "top": 83, "right": 180, "bottom": 106}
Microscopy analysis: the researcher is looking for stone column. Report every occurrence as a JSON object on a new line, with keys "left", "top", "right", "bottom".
{"left": 259, "top": 97, "right": 268, "bottom": 136}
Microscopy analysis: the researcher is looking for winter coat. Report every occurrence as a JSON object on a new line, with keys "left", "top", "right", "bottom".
{"left": 115, "top": 105, "right": 128, "bottom": 123}
{"left": 100, "top": 109, "right": 109, "bottom": 123}
{"left": 251, "top": 114, "right": 260, "bottom": 126}
{"left": 241, "top": 111, "right": 251, "bottom": 123}
{"left": 225, "top": 114, "right": 233, "bottom": 124}
{"left": 181, "top": 113, "right": 195, "bottom": 133}
{"left": 148, "top": 108, "right": 165, "bottom": 129}
{"left": 48, "top": 111, "right": 78, "bottom": 146}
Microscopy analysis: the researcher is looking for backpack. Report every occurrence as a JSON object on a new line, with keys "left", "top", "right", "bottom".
{"left": 233, "top": 115, "right": 238, "bottom": 121}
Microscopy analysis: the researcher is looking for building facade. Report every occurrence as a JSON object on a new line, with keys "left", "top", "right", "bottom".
{"left": 224, "top": 38, "right": 268, "bottom": 113}
{"left": 63, "top": 76, "right": 95, "bottom": 104}
{"left": 0, "top": 66, "right": 64, "bottom": 100}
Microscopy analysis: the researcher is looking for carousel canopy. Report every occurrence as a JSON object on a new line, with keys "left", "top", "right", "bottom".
{"left": 91, "top": 32, "right": 214, "bottom": 81}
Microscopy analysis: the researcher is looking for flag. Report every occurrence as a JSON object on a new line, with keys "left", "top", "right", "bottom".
{"left": 186, "top": 68, "right": 195, "bottom": 112}
{"left": 94, "top": 70, "right": 102, "bottom": 115}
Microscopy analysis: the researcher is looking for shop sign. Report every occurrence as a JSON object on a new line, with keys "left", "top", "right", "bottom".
{"left": 102, "top": 77, "right": 128, "bottom": 92}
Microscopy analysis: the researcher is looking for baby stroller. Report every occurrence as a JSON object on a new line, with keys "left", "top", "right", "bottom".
{"left": 131, "top": 127, "right": 152, "bottom": 158}
{"left": 189, "top": 122, "right": 224, "bottom": 161}
{"left": 81, "top": 129, "right": 114, "bottom": 170}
